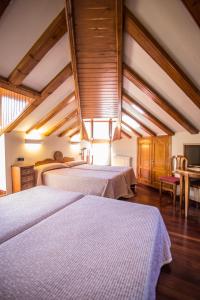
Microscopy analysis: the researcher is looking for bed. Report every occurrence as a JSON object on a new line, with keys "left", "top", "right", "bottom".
{"left": 65, "top": 161, "right": 136, "bottom": 187}
{"left": 35, "top": 162, "right": 134, "bottom": 199}
{"left": 0, "top": 190, "right": 171, "bottom": 300}
{"left": 0, "top": 186, "right": 83, "bottom": 244}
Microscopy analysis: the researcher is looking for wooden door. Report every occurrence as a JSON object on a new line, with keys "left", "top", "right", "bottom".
{"left": 151, "top": 136, "right": 171, "bottom": 188}
{"left": 137, "top": 138, "right": 152, "bottom": 186}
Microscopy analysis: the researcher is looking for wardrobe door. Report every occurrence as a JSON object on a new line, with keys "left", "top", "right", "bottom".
{"left": 151, "top": 136, "right": 171, "bottom": 188}
{"left": 137, "top": 138, "right": 152, "bottom": 186}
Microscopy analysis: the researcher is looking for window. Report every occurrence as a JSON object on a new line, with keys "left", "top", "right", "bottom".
{"left": 92, "top": 142, "right": 110, "bottom": 165}
{"left": 0, "top": 88, "right": 32, "bottom": 130}
{"left": 93, "top": 121, "right": 109, "bottom": 140}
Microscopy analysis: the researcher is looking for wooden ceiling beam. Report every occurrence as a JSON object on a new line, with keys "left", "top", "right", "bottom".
{"left": 123, "top": 64, "right": 199, "bottom": 134}
{"left": 122, "top": 108, "right": 156, "bottom": 136}
{"left": 69, "top": 127, "right": 80, "bottom": 138}
{"left": 26, "top": 91, "right": 75, "bottom": 134}
{"left": 116, "top": 0, "right": 123, "bottom": 131}
{"left": 40, "top": 63, "right": 72, "bottom": 99}
{"left": 112, "top": 124, "right": 121, "bottom": 141}
{"left": 125, "top": 7, "right": 200, "bottom": 110}
{"left": 121, "top": 130, "right": 132, "bottom": 139}
{"left": 122, "top": 91, "right": 174, "bottom": 135}
{"left": 58, "top": 120, "right": 79, "bottom": 137}
{"left": 8, "top": 9, "right": 67, "bottom": 85}
{"left": 0, "top": 75, "right": 40, "bottom": 99}
{"left": 2, "top": 64, "right": 72, "bottom": 133}
{"left": 44, "top": 109, "right": 78, "bottom": 136}
{"left": 0, "top": 0, "right": 11, "bottom": 18}
{"left": 182, "top": 0, "right": 200, "bottom": 28}
{"left": 65, "top": 0, "right": 82, "bottom": 122}
{"left": 121, "top": 120, "right": 142, "bottom": 138}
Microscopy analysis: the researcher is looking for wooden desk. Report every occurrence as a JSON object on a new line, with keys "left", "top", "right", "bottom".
{"left": 177, "top": 168, "right": 200, "bottom": 218}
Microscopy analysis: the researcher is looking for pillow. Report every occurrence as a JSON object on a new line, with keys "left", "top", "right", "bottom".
{"left": 64, "top": 160, "right": 86, "bottom": 167}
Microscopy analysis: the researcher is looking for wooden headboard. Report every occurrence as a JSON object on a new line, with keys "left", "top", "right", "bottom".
{"left": 35, "top": 159, "right": 59, "bottom": 166}
{"left": 35, "top": 156, "right": 75, "bottom": 166}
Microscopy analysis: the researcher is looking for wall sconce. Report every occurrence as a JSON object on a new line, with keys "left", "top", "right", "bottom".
{"left": 25, "top": 139, "right": 43, "bottom": 144}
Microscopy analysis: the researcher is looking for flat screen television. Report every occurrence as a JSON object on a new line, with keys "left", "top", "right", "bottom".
{"left": 184, "top": 144, "right": 200, "bottom": 167}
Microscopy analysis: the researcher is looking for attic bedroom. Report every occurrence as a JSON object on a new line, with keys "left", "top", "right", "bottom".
{"left": 0, "top": 0, "right": 200, "bottom": 299}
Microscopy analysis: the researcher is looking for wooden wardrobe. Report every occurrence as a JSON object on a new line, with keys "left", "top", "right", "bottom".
{"left": 137, "top": 136, "right": 171, "bottom": 189}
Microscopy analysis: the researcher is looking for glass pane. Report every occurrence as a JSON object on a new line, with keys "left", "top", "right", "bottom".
{"left": 92, "top": 142, "right": 110, "bottom": 165}
{"left": 93, "top": 122, "right": 109, "bottom": 139}
{"left": 0, "top": 88, "right": 31, "bottom": 130}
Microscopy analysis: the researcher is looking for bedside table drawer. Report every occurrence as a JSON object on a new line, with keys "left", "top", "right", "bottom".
{"left": 21, "top": 181, "right": 35, "bottom": 190}
{"left": 21, "top": 168, "right": 34, "bottom": 176}
{"left": 21, "top": 174, "right": 35, "bottom": 184}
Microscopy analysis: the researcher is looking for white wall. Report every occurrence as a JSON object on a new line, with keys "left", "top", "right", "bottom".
{"left": 112, "top": 137, "right": 137, "bottom": 174}
{"left": 0, "top": 134, "right": 6, "bottom": 191}
{"left": 172, "top": 132, "right": 200, "bottom": 155}
{"left": 4, "top": 132, "right": 81, "bottom": 194}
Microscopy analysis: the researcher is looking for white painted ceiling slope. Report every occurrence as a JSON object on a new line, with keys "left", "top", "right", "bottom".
{"left": 0, "top": 0, "right": 199, "bottom": 137}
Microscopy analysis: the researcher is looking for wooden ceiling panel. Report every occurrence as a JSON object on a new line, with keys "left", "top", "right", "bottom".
{"left": 66, "top": 0, "right": 122, "bottom": 119}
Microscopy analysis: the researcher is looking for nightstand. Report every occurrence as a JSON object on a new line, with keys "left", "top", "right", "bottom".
{"left": 12, "top": 164, "right": 35, "bottom": 193}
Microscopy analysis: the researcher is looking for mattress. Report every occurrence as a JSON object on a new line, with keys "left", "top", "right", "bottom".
{"left": 0, "top": 195, "right": 171, "bottom": 300}
{"left": 72, "top": 164, "right": 137, "bottom": 186}
{"left": 0, "top": 186, "right": 83, "bottom": 244}
{"left": 43, "top": 167, "right": 133, "bottom": 198}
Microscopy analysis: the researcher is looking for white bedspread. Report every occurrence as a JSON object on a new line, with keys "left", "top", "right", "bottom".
{"left": 72, "top": 163, "right": 137, "bottom": 186}
{"left": 0, "top": 186, "right": 83, "bottom": 244}
{"left": 43, "top": 167, "right": 133, "bottom": 198}
{"left": 0, "top": 195, "right": 171, "bottom": 300}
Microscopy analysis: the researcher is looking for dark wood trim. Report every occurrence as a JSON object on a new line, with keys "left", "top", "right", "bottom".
{"left": 121, "top": 120, "right": 142, "bottom": 138}
{"left": 121, "top": 129, "right": 131, "bottom": 139}
{"left": 26, "top": 91, "right": 75, "bottom": 134}
{"left": 125, "top": 7, "right": 200, "bottom": 110}
{"left": 65, "top": 0, "right": 82, "bottom": 122}
{"left": 0, "top": 75, "right": 40, "bottom": 99}
{"left": 123, "top": 91, "right": 174, "bottom": 135}
{"left": 80, "top": 121, "right": 89, "bottom": 141}
{"left": 0, "top": 0, "right": 11, "bottom": 18}
{"left": 116, "top": 0, "right": 123, "bottom": 127}
{"left": 8, "top": 9, "right": 67, "bottom": 85}
{"left": 40, "top": 63, "right": 72, "bottom": 99}
{"left": 182, "top": 0, "right": 200, "bottom": 28}
{"left": 123, "top": 64, "right": 199, "bottom": 134}
{"left": 122, "top": 108, "right": 156, "bottom": 136}
{"left": 44, "top": 109, "right": 78, "bottom": 136}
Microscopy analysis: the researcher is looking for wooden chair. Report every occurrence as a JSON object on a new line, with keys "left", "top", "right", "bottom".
{"left": 159, "top": 155, "right": 188, "bottom": 206}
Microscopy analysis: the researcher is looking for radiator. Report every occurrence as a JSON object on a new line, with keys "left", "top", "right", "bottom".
{"left": 112, "top": 155, "right": 132, "bottom": 167}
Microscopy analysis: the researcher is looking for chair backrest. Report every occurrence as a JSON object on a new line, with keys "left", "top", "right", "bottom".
{"left": 171, "top": 155, "right": 188, "bottom": 175}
